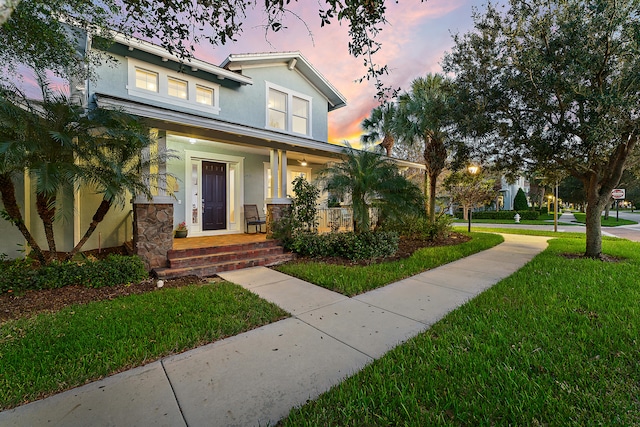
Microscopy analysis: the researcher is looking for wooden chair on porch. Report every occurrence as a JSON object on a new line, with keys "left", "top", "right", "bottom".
{"left": 244, "top": 204, "right": 267, "bottom": 233}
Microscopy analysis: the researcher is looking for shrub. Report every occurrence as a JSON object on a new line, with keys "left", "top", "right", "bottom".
{"left": 0, "top": 254, "right": 148, "bottom": 294}
{"left": 469, "top": 210, "right": 540, "bottom": 220}
{"left": 513, "top": 187, "right": 529, "bottom": 211}
{"left": 380, "top": 214, "right": 452, "bottom": 240}
{"left": 290, "top": 231, "right": 399, "bottom": 261}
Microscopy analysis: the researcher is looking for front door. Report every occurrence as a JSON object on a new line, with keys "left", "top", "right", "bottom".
{"left": 203, "top": 161, "right": 226, "bottom": 230}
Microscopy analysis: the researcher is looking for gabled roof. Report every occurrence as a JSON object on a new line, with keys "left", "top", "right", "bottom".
{"left": 220, "top": 52, "right": 347, "bottom": 111}
{"left": 109, "top": 33, "right": 253, "bottom": 86}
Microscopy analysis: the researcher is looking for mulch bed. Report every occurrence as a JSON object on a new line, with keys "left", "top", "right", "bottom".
{"left": 1, "top": 232, "right": 469, "bottom": 323}
{"left": 1, "top": 276, "right": 210, "bottom": 323}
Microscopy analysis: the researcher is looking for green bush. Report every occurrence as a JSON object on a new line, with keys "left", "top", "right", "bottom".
{"left": 513, "top": 187, "right": 529, "bottom": 211}
{"left": 381, "top": 214, "right": 452, "bottom": 240}
{"left": 0, "top": 254, "right": 148, "bottom": 294}
{"left": 290, "top": 231, "right": 399, "bottom": 261}
{"left": 469, "top": 210, "right": 540, "bottom": 220}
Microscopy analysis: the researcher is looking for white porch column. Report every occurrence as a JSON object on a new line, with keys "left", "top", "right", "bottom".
{"left": 279, "top": 150, "right": 288, "bottom": 198}
{"left": 156, "top": 130, "right": 167, "bottom": 197}
{"left": 270, "top": 149, "right": 279, "bottom": 199}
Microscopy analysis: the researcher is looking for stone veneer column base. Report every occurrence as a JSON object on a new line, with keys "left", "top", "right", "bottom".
{"left": 266, "top": 202, "right": 292, "bottom": 237}
{"left": 133, "top": 201, "right": 174, "bottom": 270}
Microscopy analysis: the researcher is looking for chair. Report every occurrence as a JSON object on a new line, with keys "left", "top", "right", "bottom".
{"left": 244, "top": 204, "right": 266, "bottom": 233}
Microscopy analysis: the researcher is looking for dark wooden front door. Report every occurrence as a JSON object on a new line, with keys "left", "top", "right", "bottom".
{"left": 203, "top": 161, "right": 226, "bottom": 230}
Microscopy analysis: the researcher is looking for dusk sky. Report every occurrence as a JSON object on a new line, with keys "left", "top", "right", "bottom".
{"left": 193, "top": 0, "right": 480, "bottom": 146}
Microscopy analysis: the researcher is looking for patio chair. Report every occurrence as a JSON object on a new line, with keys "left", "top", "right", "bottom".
{"left": 244, "top": 204, "right": 267, "bottom": 233}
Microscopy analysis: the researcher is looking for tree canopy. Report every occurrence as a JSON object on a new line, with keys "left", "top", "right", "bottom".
{"left": 444, "top": 0, "right": 640, "bottom": 258}
{"left": 0, "top": 0, "right": 416, "bottom": 96}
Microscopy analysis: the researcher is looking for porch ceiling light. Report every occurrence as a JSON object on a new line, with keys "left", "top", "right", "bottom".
{"left": 300, "top": 158, "right": 308, "bottom": 166}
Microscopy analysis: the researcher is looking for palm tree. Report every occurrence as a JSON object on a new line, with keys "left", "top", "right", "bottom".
{"left": 0, "top": 90, "right": 47, "bottom": 263}
{"left": 65, "top": 108, "right": 175, "bottom": 260}
{"left": 0, "top": 79, "right": 168, "bottom": 263}
{"left": 361, "top": 102, "right": 396, "bottom": 156}
{"left": 394, "top": 73, "right": 455, "bottom": 223}
{"left": 319, "top": 145, "right": 423, "bottom": 233}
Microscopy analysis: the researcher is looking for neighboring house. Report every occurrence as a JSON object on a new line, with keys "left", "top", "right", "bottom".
{"left": 0, "top": 32, "right": 422, "bottom": 266}
{"left": 499, "top": 176, "right": 530, "bottom": 211}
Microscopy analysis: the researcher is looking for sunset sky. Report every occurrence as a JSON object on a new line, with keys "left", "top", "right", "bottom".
{"left": 193, "top": 0, "right": 480, "bottom": 146}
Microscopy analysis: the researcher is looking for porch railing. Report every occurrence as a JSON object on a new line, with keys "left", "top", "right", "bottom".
{"left": 315, "top": 207, "right": 380, "bottom": 233}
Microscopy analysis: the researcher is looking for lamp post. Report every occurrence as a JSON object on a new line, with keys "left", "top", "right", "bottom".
{"left": 467, "top": 165, "right": 480, "bottom": 232}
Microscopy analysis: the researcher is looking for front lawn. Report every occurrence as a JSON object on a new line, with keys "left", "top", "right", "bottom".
{"left": 572, "top": 212, "right": 637, "bottom": 226}
{"left": 280, "top": 236, "right": 640, "bottom": 426}
{"left": 275, "top": 232, "right": 503, "bottom": 296}
{"left": 0, "top": 281, "right": 288, "bottom": 410}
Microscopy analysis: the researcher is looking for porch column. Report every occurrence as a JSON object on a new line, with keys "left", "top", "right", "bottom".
{"left": 266, "top": 149, "right": 292, "bottom": 236}
{"left": 270, "top": 149, "right": 279, "bottom": 198}
{"left": 132, "top": 129, "right": 173, "bottom": 271}
{"left": 133, "top": 195, "right": 174, "bottom": 270}
{"left": 280, "top": 150, "right": 288, "bottom": 198}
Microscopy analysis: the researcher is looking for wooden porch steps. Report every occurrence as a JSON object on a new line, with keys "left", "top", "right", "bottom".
{"left": 152, "top": 239, "right": 295, "bottom": 279}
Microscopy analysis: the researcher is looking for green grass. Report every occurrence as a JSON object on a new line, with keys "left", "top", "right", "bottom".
{"left": 274, "top": 232, "right": 503, "bottom": 296}
{"left": 0, "top": 281, "right": 288, "bottom": 410}
{"left": 454, "top": 218, "right": 575, "bottom": 225}
{"left": 281, "top": 237, "right": 640, "bottom": 426}
{"left": 572, "top": 212, "right": 637, "bottom": 226}
{"left": 452, "top": 226, "right": 592, "bottom": 239}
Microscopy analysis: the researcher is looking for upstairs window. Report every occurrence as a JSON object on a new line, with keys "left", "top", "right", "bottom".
{"left": 292, "top": 96, "right": 309, "bottom": 135}
{"left": 268, "top": 89, "right": 287, "bottom": 130}
{"left": 135, "top": 68, "right": 158, "bottom": 92}
{"left": 168, "top": 77, "right": 188, "bottom": 99}
{"left": 266, "top": 83, "right": 312, "bottom": 136}
{"left": 196, "top": 85, "right": 214, "bottom": 106}
{"left": 127, "top": 58, "right": 221, "bottom": 115}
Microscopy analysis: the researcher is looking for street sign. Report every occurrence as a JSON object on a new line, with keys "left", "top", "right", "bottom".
{"left": 612, "top": 188, "right": 626, "bottom": 200}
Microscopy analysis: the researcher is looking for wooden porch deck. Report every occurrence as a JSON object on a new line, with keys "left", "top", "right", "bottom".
{"left": 172, "top": 233, "right": 269, "bottom": 250}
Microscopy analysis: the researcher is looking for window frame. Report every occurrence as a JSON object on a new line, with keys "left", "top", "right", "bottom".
{"left": 135, "top": 68, "right": 159, "bottom": 92}
{"left": 127, "top": 58, "right": 221, "bottom": 115}
{"left": 167, "top": 76, "right": 189, "bottom": 100}
{"left": 265, "top": 82, "right": 312, "bottom": 137}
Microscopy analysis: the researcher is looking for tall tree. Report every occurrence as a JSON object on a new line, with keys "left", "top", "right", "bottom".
{"left": 445, "top": 0, "right": 640, "bottom": 258}
{"left": 0, "top": 0, "right": 411, "bottom": 97}
{"left": 394, "top": 73, "right": 458, "bottom": 223}
{"left": 319, "top": 146, "right": 423, "bottom": 233}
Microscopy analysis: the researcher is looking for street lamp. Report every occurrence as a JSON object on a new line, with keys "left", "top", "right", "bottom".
{"left": 467, "top": 164, "right": 480, "bottom": 232}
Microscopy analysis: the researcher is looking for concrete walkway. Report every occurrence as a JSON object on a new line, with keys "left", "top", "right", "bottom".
{"left": 0, "top": 234, "right": 549, "bottom": 427}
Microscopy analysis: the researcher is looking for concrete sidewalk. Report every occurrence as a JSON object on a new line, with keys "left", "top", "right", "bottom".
{"left": 0, "top": 234, "right": 549, "bottom": 427}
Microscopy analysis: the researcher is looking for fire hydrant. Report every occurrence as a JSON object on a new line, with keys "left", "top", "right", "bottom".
{"left": 514, "top": 213, "right": 521, "bottom": 223}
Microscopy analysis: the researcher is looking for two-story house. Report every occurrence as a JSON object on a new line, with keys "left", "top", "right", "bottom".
{"left": 0, "top": 32, "right": 423, "bottom": 270}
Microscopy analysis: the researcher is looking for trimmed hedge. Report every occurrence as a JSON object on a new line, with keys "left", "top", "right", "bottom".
{"left": 290, "top": 231, "right": 399, "bottom": 261}
{"left": 455, "top": 210, "right": 540, "bottom": 220}
{"left": 0, "top": 254, "right": 148, "bottom": 294}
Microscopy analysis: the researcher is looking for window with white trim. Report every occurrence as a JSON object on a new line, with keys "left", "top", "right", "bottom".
{"left": 196, "top": 85, "right": 214, "bottom": 106}
{"left": 266, "top": 83, "right": 312, "bottom": 136}
{"left": 135, "top": 68, "right": 158, "bottom": 92}
{"left": 168, "top": 77, "right": 188, "bottom": 99}
{"left": 127, "top": 58, "right": 221, "bottom": 115}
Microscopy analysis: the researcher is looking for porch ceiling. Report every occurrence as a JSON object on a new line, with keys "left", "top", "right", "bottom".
{"left": 95, "top": 93, "right": 425, "bottom": 170}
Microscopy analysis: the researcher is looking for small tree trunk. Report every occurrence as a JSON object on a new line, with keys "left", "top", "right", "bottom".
{"left": 427, "top": 171, "right": 437, "bottom": 224}
{"left": 36, "top": 192, "right": 58, "bottom": 260}
{"left": 65, "top": 199, "right": 112, "bottom": 260}
{"left": 604, "top": 200, "right": 611, "bottom": 220}
{"left": 0, "top": 173, "right": 46, "bottom": 263}
{"left": 584, "top": 200, "right": 604, "bottom": 258}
